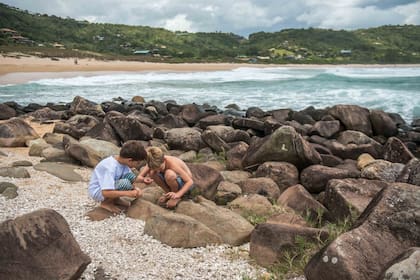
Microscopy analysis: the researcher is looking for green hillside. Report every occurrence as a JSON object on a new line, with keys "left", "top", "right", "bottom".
{"left": 1, "top": 3, "right": 420, "bottom": 63}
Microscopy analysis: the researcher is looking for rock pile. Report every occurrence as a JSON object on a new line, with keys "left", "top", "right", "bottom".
{"left": 1, "top": 95, "right": 419, "bottom": 279}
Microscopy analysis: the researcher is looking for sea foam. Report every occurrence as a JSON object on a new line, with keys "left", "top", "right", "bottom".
{"left": 0, "top": 66, "right": 419, "bottom": 122}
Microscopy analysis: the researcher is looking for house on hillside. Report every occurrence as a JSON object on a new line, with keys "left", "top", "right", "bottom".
{"left": 0, "top": 28, "right": 18, "bottom": 35}
{"left": 133, "top": 50, "right": 151, "bottom": 55}
{"left": 340, "top": 49, "right": 352, "bottom": 55}
{"left": 52, "top": 42, "right": 65, "bottom": 49}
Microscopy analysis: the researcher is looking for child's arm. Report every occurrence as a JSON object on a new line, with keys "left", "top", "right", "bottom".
{"left": 102, "top": 189, "right": 140, "bottom": 199}
{"left": 135, "top": 165, "right": 153, "bottom": 184}
{"left": 165, "top": 166, "right": 193, "bottom": 199}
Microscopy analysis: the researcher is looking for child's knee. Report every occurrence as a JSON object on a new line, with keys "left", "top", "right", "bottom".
{"left": 115, "top": 178, "right": 133, "bottom": 190}
{"left": 164, "top": 170, "right": 177, "bottom": 182}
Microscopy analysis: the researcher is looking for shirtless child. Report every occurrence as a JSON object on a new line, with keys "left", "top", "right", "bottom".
{"left": 137, "top": 147, "right": 194, "bottom": 209}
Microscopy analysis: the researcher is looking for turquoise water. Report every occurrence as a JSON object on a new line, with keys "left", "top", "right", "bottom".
{"left": 0, "top": 66, "right": 419, "bottom": 122}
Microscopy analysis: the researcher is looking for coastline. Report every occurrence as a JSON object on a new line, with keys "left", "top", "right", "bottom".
{"left": 1, "top": 55, "right": 420, "bottom": 85}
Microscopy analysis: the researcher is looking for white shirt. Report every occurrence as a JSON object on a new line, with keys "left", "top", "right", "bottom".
{"left": 88, "top": 156, "right": 130, "bottom": 201}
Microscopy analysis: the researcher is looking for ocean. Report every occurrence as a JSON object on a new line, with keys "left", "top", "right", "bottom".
{"left": 1, "top": 66, "right": 419, "bottom": 123}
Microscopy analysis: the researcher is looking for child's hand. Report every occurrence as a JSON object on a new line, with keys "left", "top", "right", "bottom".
{"left": 143, "top": 177, "right": 153, "bottom": 184}
{"left": 165, "top": 192, "right": 181, "bottom": 199}
{"left": 132, "top": 188, "right": 142, "bottom": 198}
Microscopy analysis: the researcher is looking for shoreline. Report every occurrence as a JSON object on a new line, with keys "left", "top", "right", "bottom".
{"left": 1, "top": 55, "right": 420, "bottom": 85}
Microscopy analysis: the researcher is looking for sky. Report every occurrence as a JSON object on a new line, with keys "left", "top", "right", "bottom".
{"left": 2, "top": 0, "right": 420, "bottom": 36}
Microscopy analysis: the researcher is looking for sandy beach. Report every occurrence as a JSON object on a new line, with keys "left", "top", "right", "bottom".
{"left": 1, "top": 55, "right": 419, "bottom": 85}
{"left": 0, "top": 55, "right": 253, "bottom": 85}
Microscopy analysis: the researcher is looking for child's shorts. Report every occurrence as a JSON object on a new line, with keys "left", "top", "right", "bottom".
{"left": 115, "top": 172, "right": 136, "bottom": 191}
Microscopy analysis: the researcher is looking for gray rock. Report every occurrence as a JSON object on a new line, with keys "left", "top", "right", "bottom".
{"left": 277, "top": 184, "right": 330, "bottom": 224}
{"left": 324, "top": 178, "right": 387, "bottom": 222}
{"left": 380, "top": 247, "right": 420, "bottom": 280}
{"left": 0, "top": 208, "right": 91, "bottom": 279}
{"left": 165, "top": 127, "right": 205, "bottom": 151}
{"left": 361, "top": 160, "right": 405, "bottom": 182}
{"left": 238, "top": 177, "right": 281, "bottom": 201}
{"left": 228, "top": 194, "right": 274, "bottom": 217}
{"left": 396, "top": 158, "right": 420, "bottom": 186}
{"left": 305, "top": 183, "right": 420, "bottom": 280}
{"left": 214, "top": 181, "right": 242, "bottom": 205}
{"left": 0, "top": 118, "right": 39, "bottom": 147}
{"left": 300, "top": 164, "right": 358, "bottom": 193}
{"left": 255, "top": 161, "right": 299, "bottom": 193}
{"left": 0, "top": 167, "right": 30, "bottom": 178}
{"left": 176, "top": 197, "right": 254, "bottom": 246}
{"left": 144, "top": 212, "right": 222, "bottom": 248}
{"left": 33, "top": 162, "right": 84, "bottom": 182}
{"left": 328, "top": 104, "right": 373, "bottom": 136}
{"left": 242, "top": 126, "right": 321, "bottom": 170}
{"left": 250, "top": 223, "right": 329, "bottom": 267}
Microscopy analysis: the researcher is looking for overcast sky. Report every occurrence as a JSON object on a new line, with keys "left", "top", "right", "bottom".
{"left": 2, "top": 0, "right": 420, "bottom": 36}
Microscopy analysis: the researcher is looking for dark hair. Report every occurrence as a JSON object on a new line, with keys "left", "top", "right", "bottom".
{"left": 120, "top": 140, "right": 146, "bottom": 161}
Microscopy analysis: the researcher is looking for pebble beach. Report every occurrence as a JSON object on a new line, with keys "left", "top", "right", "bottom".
{"left": 0, "top": 146, "right": 267, "bottom": 280}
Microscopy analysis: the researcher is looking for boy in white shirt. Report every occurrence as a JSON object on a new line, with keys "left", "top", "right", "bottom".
{"left": 88, "top": 140, "right": 147, "bottom": 213}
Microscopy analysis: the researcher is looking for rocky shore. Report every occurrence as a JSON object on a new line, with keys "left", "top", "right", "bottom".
{"left": 1, "top": 96, "right": 419, "bottom": 279}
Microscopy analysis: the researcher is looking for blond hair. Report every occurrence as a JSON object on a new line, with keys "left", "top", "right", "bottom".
{"left": 146, "top": 147, "right": 165, "bottom": 169}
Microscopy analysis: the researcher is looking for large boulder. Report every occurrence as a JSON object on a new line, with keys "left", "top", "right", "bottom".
{"left": 300, "top": 164, "right": 359, "bottom": 193}
{"left": 198, "top": 115, "right": 232, "bottom": 129}
{"left": 0, "top": 118, "right": 39, "bottom": 147}
{"left": 187, "top": 163, "right": 224, "bottom": 200}
{"left": 0, "top": 103, "right": 17, "bottom": 120}
{"left": 277, "top": 184, "right": 330, "bottom": 223}
{"left": 397, "top": 158, "right": 420, "bottom": 186}
{"left": 323, "top": 178, "right": 387, "bottom": 222}
{"left": 228, "top": 194, "right": 274, "bottom": 217}
{"left": 176, "top": 197, "right": 254, "bottom": 246}
{"left": 179, "top": 103, "right": 210, "bottom": 126}
{"left": 0, "top": 209, "right": 91, "bottom": 280}
{"left": 242, "top": 126, "right": 321, "bottom": 170}
{"left": 70, "top": 95, "right": 105, "bottom": 117}
{"left": 379, "top": 247, "right": 420, "bottom": 280}
{"left": 250, "top": 223, "right": 329, "bottom": 267}
{"left": 107, "top": 113, "right": 153, "bottom": 142}
{"left": 85, "top": 119, "right": 121, "bottom": 146}
{"left": 238, "top": 177, "right": 281, "bottom": 201}
{"left": 144, "top": 212, "right": 222, "bottom": 248}
{"left": 328, "top": 105, "right": 373, "bottom": 136}
{"left": 305, "top": 183, "right": 420, "bottom": 280}
{"left": 201, "top": 130, "right": 230, "bottom": 153}
{"left": 214, "top": 181, "right": 242, "bottom": 205}
{"left": 156, "top": 114, "right": 188, "bottom": 129}
{"left": 255, "top": 161, "right": 299, "bottom": 193}
{"left": 226, "top": 141, "right": 249, "bottom": 170}
{"left": 65, "top": 137, "right": 120, "bottom": 167}
{"left": 165, "top": 127, "right": 206, "bottom": 151}
{"left": 383, "top": 137, "right": 415, "bottom": 164}
{"left": 30, "top": 107, "right": 64, "bottom": 121}
{"left": 127, "top": 199, "right": 168, "bottom": 221}
{"left": 0, "top": 167, "right": 30, "bottom": 178}
{"left": 360, "top": 159, "right": 405, "bottom": 183}
{"left": 33, "top": 162, "right": 84, "bottom": 182}
{"left": 369, "top": 109, "right": 398, "bottom": 137}
{"left": 53, "top": 115, "right": 100, "bottom": 139}
{"left": 309, "top": 120, "right": 341, "bottom": 138}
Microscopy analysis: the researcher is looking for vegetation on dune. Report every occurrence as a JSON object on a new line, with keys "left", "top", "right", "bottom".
{"left": 1, "top": 3, "right": 420, "bottom": 64}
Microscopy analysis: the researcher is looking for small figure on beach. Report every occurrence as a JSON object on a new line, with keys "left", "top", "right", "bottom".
{"left": 74, "top": 58, "right": 78, "bottom": 65}
{"left": 138, "top": 147, "right": 194, "bottom": 209}
{"left": 88, "top": 140, "right": 147, "bottom": 213}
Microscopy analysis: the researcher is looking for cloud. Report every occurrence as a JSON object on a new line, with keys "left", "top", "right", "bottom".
{"left": 1, "top": 0, "right": 419, "bottom": 36}
{"left": 163, "top": 14, "right": 195, "bottom": 32}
